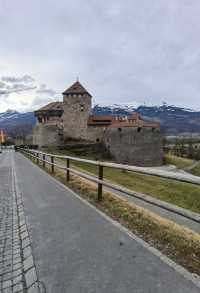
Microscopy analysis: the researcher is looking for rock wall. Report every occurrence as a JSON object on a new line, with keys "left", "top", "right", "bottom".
{"left": 63, "top": 94, "right": 91, "bottom": 140}
{"left": 104, "top": 127, "right": 163, "bottom": 166}
{"left": 33, "top": 124, "right": 62, "bottom": 147}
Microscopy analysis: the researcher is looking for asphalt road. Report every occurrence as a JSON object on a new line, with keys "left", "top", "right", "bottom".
{"left": 2, "top": 151, "right": 200, "bottom": 293}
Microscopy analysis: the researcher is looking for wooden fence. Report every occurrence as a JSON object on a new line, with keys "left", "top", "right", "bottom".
{"left": 19, "top": 148, "right": 200, "bottom": 202}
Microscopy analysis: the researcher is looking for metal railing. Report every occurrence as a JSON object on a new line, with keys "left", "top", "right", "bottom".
{"left": 19, "top": 148, "right": 200, "bottom": 202}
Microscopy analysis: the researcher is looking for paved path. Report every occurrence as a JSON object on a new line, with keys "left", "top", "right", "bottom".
{"left": 1, "top": 151, "right": 200, "bottom": 292}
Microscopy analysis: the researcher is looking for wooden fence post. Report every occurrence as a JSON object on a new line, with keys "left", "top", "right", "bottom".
{"left": 66, "top": 158, "right": 70, "bottom": 181}
{"left": 51, "top": 156, "right": 54, "bottom": 173}
{"left": 37, "top": 153, "right": 39, "bottom": 164}
{"left": 43, "top": 154, "right": 45, "bottom": 168}
{"left": 98, "top": 165, "right": 103, "bottom": 200}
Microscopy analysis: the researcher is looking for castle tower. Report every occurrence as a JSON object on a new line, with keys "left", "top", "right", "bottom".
{"left": 62, "top": 81, "right": 92, "bottom": 140}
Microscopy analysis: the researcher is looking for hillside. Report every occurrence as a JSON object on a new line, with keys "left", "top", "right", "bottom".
{"left": 0, "top": 110, "right": 36, "bottom": 136}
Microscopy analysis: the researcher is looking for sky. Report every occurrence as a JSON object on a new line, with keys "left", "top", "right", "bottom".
{"left": 0, "top": 0, "right": 200, "bottom": 112}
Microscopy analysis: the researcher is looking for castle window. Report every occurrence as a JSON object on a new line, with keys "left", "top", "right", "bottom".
{"left": 137, "top": 127, "right": 142, "bottom": 133}
{"left": 80, "top": 104, "right": 84, "bottom": 112}
{"left": 118, "top": 128, "right": 122, "bottom": 132}
{"left": 96, "top": 138, "right": 100, "bottom": 142}
{"left": 152, "top": 127, "right": 155, "bottom": 132}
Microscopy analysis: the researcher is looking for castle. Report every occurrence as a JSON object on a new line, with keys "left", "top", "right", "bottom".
{"left": 33, "top": 81, "right": 163, "bottom": 166}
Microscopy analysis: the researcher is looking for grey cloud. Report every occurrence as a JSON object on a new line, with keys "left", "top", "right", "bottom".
{"left": 36, "top": 84, "right": 56, "bottom": 96}
{"left": 1, "top": 75, "right": 34, "bottom": 83}
{"left": 0, "top": 82, "right": 5, "bottom": 88}
{"left": 0, "top": 74, "right": 36, "bottom": 96}
{"left": 31, "top": 95, "right": 55, "bottom": 109}
{"left": 0, "top": 1, "right": 200, "bottom": 110}
{"left": 0, "top": 90, "right": 8, "bottom": 96}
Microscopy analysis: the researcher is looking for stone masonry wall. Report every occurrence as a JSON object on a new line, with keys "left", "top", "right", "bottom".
{"left": 104, "top": 127, "right": 163, "bottom": 166}
{"left": 33, "top": 124, "right": 62, "bottom": 147}
{"left": 86, "top": 126, "right": 105, "bottom": 142}
{"left": 63, "top": 94, "right": 91, "bottom": 140}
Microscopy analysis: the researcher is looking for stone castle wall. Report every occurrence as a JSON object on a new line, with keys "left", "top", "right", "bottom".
{"left": 63, "top": 94, "right": 91, "bottom": 140}
{"left": 86, "top": 126, "right": 105, "bottom": 142}
{"left": 33, "top": 124, "right": 62, "bottom": 147}
{"left": 104, "top": 127, "right": 163, "bottom": 166}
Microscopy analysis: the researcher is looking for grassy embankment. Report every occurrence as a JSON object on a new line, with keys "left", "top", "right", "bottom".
{"left": 165, "top": 153, "right": 200, "bottom": 177}
{"left": 24, "top": 151, "right": 200, "bottom": 276}
{"left": 164, "top": 154, "right": 194, "bottom": 169}
{"left": 44, "top": 148, "right": 200, "bottom": 214}
{"left": 191, "top": 164, "right": 200, "bottom": 177}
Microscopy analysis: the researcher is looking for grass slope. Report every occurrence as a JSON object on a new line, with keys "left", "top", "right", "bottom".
{"left": 164, "top": 154, "right": 194, "bottom": 169}
{"left": 45, "top": 148, "right": 200, "bottom": 214}
{"left": 190, "top": 163, "right": 200, "bottom": 177}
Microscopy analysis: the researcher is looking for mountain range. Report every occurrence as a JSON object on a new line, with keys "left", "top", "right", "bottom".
{"left": 0, "top": 105, "right": 200, "bottom": 136}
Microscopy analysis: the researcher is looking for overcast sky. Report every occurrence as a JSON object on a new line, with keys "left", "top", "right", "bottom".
{"left": 0, "top": 0, "right": 200, "bottom": 112}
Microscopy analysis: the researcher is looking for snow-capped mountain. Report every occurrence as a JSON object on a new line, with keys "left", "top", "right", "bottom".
{"left": 136, "top": 105, "right": 200, "bottom": 134}
{"left": 0, "top": 104, "right": 200, "bottom": 136}
{"left": 0, "top": 110, "right": 36, "bottom": 136}
{"left": 92, "top": 103, "right": 137, "bottom": 116}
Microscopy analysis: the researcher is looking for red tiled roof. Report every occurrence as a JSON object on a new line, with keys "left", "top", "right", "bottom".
{"left": 36, "top": 102, "right": 63, "bottom": 112}
{"left": 62, "top": 81, "right": 92, "bottom": 97}
{"left": 109, "top": 113, "right": 160, "bottom": 128}
{"left": 88, "top": 113, "right": 160, "bottom": 128}
{"left": 88, "top": 115, "right": 114, "bottom": 126}
{"left": 109, "top": 121, "right": 160, "bottom": 128}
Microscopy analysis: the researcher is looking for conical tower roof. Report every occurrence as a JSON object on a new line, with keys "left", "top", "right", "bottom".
{"left": 62, "top": 81, "right": 92, "bottom": 97}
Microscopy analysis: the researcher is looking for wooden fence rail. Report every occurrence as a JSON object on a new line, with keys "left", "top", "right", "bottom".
{"left": 19, "top": 148, "right": 200, "bottom": 202}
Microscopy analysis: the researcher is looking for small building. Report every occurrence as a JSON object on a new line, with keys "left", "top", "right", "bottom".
{"left": 33, "top": 102, "right": 63, "bottom": 147}
{"left": 32, "top": 81, "right": 163, "bottom": 166}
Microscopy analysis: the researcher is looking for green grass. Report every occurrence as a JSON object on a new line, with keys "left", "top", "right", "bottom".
{"left": 164, "top": 154, "right": 200, "bottom": 178}
{"left": 75, "top": 163, "right": 200, "bottom": 214}
{"left": 45, "top": 148, "right": 200, "bottom": 214}
{"left": 164, "top": 154, "right": 194, "bottom": 169}
{"left": 190, "top": 163, "right": 200, "bottom": 177}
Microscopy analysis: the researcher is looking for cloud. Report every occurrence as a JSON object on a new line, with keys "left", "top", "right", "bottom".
{"left": 0, "top": 75, "right": 36, "bottom": 97}
{"left": 0, "top": 89, "right": 8, "bottom": 96}
{"left": 36, "top": 84, "right": 56, "bottom": 96}
{"left": 0, "top": 1, "right": 200, "bottom": 110}
{"left": 0, "top": 74, "right": 59, "bottom": 112}
{"left": 1, "top": 75, "right": 34, "bottom": 83}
